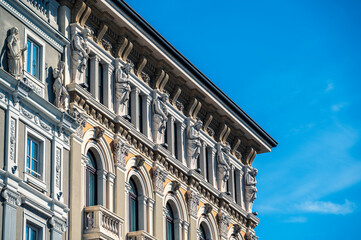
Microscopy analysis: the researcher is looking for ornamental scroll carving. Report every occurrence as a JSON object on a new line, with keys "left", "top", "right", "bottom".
{"left": 9, "top": 117, "right": 16, "bottom": 164}
{"left": 217, "top": 212, "right": 230, "bottom": 238}
{"left": 186, "top": 190, "right": 200, "bottom": 218}
{"left": 150, "top": 166, "right": 167, "bottom": 194}
{"left": 186, "top": 119, "right": 203, "bottom": 170}
{"left": 72, "top": 109, "right": 88, "bottom": 138}
{"left": 245, "top": 167, "right": 258, "bottom": 213}
{"left": 1, "top": 189, "right": 21, "bottom": 207}
{"left": 113, "top": 137, "right": 130, "bottom": 169}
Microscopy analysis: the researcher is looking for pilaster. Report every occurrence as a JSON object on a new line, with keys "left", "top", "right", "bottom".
{"left": 167, "top": 115, "right": 175, "bottom": 156}
{"left": 130, "top": 87, "right": 140, "bottom": 128}
{"left": 1, "top": 189, "right": 21, "bottom": 240}
{"left": 103, "top": 63, "right": 114, "bottom": 109}
{"left": 90, "top": 55, "right": 100, "bottom": 99}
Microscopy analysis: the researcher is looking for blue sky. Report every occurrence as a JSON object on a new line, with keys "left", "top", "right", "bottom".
{"left": 125, "top": 0, "right": 361, "bottom": 239}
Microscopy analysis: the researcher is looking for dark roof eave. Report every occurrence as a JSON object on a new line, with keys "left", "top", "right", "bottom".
{"left": 111, "top": 0, "right": 278, "bottom": 149}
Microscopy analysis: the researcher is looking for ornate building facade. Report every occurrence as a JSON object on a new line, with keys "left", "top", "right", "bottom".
{"left": 0, "top": 0, "right": 277, "bottom": 240}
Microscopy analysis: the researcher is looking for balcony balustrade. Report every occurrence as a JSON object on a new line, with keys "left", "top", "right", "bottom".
{"left": 83, "top": 205, "right": 124, "bottom": 240}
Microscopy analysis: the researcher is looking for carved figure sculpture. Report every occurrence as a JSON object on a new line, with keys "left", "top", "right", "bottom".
{"left": 7, "top": 27, "right": 27, "bottom": 79}
{"left": 152, "top": 92, "right": 168, "bottom": 144}
{"left": 115, "top": 61, "right": 132, "bottom": 115}
{"left": 186, "top": 119, "right": 203, "bottom": 169}
{"left": 71, "top": 27, "right": 91, "bottom": 84}
{"left": 217, "top": 144, "right": 231, "bottom": 192}
{"left": 53, "top": 61, "right": 68, "bottom": 110}
{"left": 245, "top": 168, "right": 258, "bottom": 213}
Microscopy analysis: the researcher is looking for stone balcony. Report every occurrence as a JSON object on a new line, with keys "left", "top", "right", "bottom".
{"left": 83, "top": 205, "right": 124, "bottom": 240}
{"left": 127, "top": 230, "right": 157, "bottom": 240}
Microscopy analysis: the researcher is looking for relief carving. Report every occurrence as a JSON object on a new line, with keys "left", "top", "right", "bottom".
{"left": 71, "top": 27, "right": 90, "bottom": 84}
{"left": 245, "top": 167, "right": 258, "bottom": 213}
{"left": 115, "top": 61, "right": 132, "bottom": 116}
{"left": 113, "top": 137, "right": 130, "bottom": 169}
{"left": 152, "top": 92, "right": 168, "bottom": 144}
{"left": 151, "top": 166, "right": 167, "bottom": 193}
{"left": 217, "top": 212, "right": 230, "bottom": 238}
{"left": 53, "top": 60, "right": 68, "bottom": 110}
{"left": 186, "top": 189, "right": 201, "bottom": 218}
{"left": 186, "top": 119, "right": 203, "bottom": 169}
{"left": 216, "top": 143, "right": 231, "bottom": 192}
{"left": 7, "top": 27, "right": 27, "bottom": 79}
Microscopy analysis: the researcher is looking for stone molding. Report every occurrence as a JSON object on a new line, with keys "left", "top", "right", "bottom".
{"left": 1, "top": 189, "right": 21, "bottom": 207}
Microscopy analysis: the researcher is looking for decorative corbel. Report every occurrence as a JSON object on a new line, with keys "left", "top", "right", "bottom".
{"left": 94, "top": 126, "right": 105, "bottom": 140}
{"left": 171, "top": 85, "right": 182, "bottom": 106}
{"left": 243, "top": 146, "right": 257, "bottom": 166}
{"left": 136, "top": 155, "right": 145, "bottom": 168}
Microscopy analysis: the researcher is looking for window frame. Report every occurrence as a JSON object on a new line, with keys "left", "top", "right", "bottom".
{"left": 129, "top": 178, "right": 138, "bottom": 232}
{"left": 86, "top": 151, "right": 97, "bottom": 206}
{"left": 166, "top": 203, "right": 175, "bottom": 240}
{"left": 23, "top": 210, "right": 46, "bottom": 240}
{"left": 24, "top": 29, "right": 45, "bottom": 82}
{"left": 24, "top": 126, "right": 47, "bottom": 192}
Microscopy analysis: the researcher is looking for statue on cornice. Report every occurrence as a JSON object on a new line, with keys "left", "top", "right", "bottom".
{"left": 115, "top": 61, "right": 132, "bottom": 116}
{"left": 152, "top": 92, "right": 168, "bottom": 144}
{"left": 217, "top": 143, "right": 231, "bottom": 192}
{"left": 71, "top": 27, "right": 90, "bottom": 84}
{"left": 53, "top": 61, "right": 68, "bottom": 110}
{"left": 7, "top": 27, "right": 27, "bottom": 79}
{"left": 186, "top": 119, "right": 203, "bottom": 169}
{"left": 245, "top": 167, "right": 258, "bottom": 213}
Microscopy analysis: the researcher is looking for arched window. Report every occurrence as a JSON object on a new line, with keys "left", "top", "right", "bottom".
{"left": 129, "top": 178, "right": 138, "bottom": 232}
{"left": 199, "top": 225, "right": 206, "bottom": 240}
{"left": 86, "top": 151, "right": 97, "bottom": 206}
{"left": 166, "top": 203, "right": 175, "bottom": 240}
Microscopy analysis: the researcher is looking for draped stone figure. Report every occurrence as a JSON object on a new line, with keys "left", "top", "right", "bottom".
{"left": 245, "top": 168, "right": 258, "bottom": 213}
{"left": 115, "top": 61, "right": 132, "bottom": 116}
{"left": 7, "top": 27, "right": 27, "bottom": 79}
{"left": 71, "top": 27, "right": 90, "bottom": 84}
{"left": 152, "top": 92, "right": 168, "bottom": 144}
{"left": 53, "top": 61, "right": 68, "bottom": 110}
{"left": 217, "top": 144, "right": 231, "bottom": 192}
{"left": 186, "top": 119, "right": 203, "bottom": 169}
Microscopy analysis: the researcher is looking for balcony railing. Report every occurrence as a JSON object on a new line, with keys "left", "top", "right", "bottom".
{"left": 127, "top": 230, "right": 157, "bottom": 240}
{"left": 83, "top": 205, "right": 124, "bottom": 240}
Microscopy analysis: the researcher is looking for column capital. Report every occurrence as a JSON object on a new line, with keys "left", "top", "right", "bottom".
{"left": 1, "top": 189, "right": 21, "bottom": 207}
{"left": 107, "top": 172, "right": 116, "bottom": 182}
{"left": 90, "top": 55, "right": 101, "bottom": 62}
{"left": 186, "top": 189, "right": 201, "bottom": 219}
{"left": 151, "top": 166, "right": 168, "bottom": 195}
{"left": 147, "top": 197, "right": 155, "bottom": 208}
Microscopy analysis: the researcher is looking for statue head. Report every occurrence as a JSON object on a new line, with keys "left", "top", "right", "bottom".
{"left": 224, "top": 144, "right": 231, "bottom": 154}
{"left": 195, "top": 119, "right": 203, "bottom": 130}
{"left": 10, "top": 27, "right": 19, "bottom": 36}
{"left": 81, "top": 27, "right": 91, "bottom": 38}
{"left": 161, "top": 93, "right": 169, "bottom": 102}
{"left": 58, "top": 61, "right": 65, "bottom": 70}
{"left": 123, "top": 62, "right": 133, "bottom": 75}
{"left": 251, "top": 168, "right": 258, "bottom": 177}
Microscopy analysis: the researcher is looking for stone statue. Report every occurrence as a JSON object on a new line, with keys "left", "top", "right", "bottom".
{"left": 152, "top": 92, "right": 168, "bottom": 144}
{"left": 115, "top": 61, "right": 132, "bottom": 116}
{"left": 53, "top": 61, "right": 68, "bottom": 110}
{"left": 71, "top": 27, "right": 91, "bottom": 84}
{"left": 7, "top": 27, "right": 27, "bottom": 79}
{"left": 186, "top": 119, "right": 203, "bottom": 169}
{"left": 245, "top": 168, "right": 258, "bottom": 213}
{"left": 217, "top": 143, "right": 231, "bottom": 192}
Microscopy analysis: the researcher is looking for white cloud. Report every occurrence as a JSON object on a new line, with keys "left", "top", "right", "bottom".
{"left": 331, "top": 102, "right": 347, "bottom": 112}
{"left": 284, "top": 216, "right": 307, "bottom": 223}
{"left": 325, "top": 83, "right": 334, "bottom": 92}
{"left": 295, "top": 200, "right": 356, "bottom": 215}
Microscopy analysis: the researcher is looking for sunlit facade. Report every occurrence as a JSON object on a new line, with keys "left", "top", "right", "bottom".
{"left": 0, "top": 0, "right": 277, "bottom": 239}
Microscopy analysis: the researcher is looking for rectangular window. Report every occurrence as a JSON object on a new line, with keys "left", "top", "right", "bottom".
{"left": 234, "top": 169, "right": 238, "bottom": 203}
{"left": 25, "top": 224, "right": 38, "bottom": 240}
{"left": 174, "top": 121, "right": 178, "bottom": 159}
{"left": 26, "top": 39, "right": 40, "bottom": 79}
{"left": 98, "top": 63, "right": 103, "bottom": 103}
{"left": 139, "top": 94, "right": 143, "bottom": 133}
{"left": 205, "top": 147, "right": 209, "bottom": 181}
{"left": 85, "top": 58, "right": 91, "bottom": 91}
{"left": 26, "top": 137, "right": 40, "bottom": 179}
{"left": 127, "top": 94, "right": 132, "bottom": 121}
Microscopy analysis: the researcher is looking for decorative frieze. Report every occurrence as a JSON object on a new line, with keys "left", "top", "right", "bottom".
{"left": 113, "top": 137, "right": 130, "bottom": 169}
{"left": 150, "top": 166, "right": 167, "bottom": 194}
{"left": 217, "top": 212, "right": 231, "bottom": 238}
{"left": 55, "top": 147, "right": 62, "bottom": 189}
{"left": 9, "top": 117, "right": 16, "bottom": 163}
{"left": 186, "top": 189, "right": 200, "bottom": 218}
